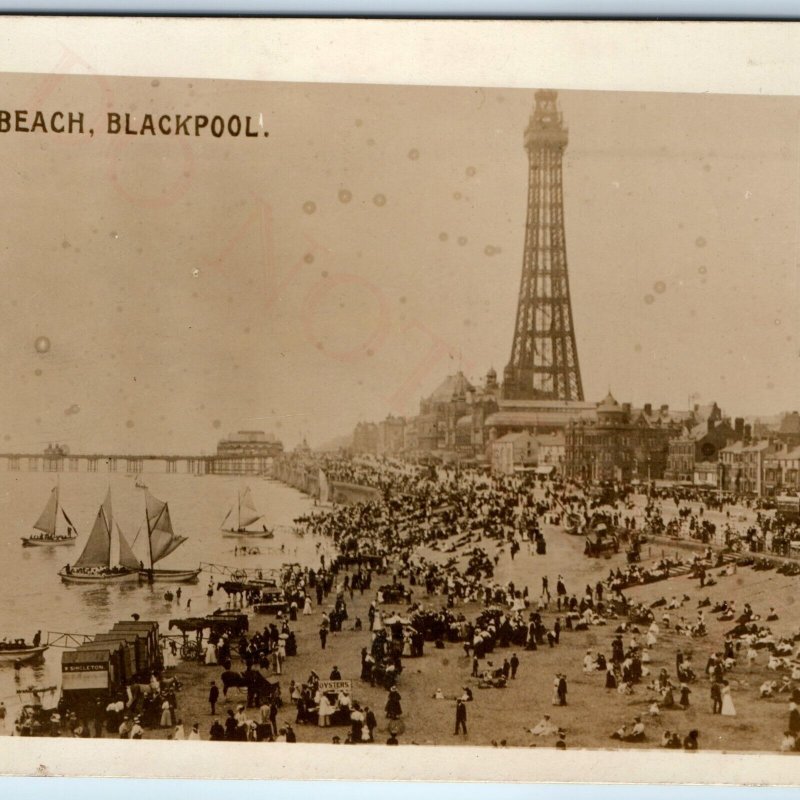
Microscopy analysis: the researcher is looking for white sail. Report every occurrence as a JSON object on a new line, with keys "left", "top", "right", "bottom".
{"left": 74, "top": 492, "right": 112, "bottom": 569}
{"left": 61, "top": 508, "right": 77, "bottom": 537}
{"left": 221, "top": 507, "right": 234, "bottom": 530}
{"left": 238, "top": 487, "right": 263, "bottom": 529}
{"left": 145, "top": 491, "right": 188, "bottom": 565}
{"left": 33, "top": 486, "right": 59, "bottom": 536}
{"left": 117, "top": 523, "right": 140, "bottom": 570}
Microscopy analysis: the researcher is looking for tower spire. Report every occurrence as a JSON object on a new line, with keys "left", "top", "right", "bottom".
{"left": 503, "top": 89, "right": 584, "bottom": 402}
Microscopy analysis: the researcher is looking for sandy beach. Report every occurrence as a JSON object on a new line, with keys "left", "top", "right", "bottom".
{"left": 156, "top": 515, "right": 798, "bottom": 752}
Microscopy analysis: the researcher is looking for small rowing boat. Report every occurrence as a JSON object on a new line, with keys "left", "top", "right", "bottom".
{"left": 0, "top": 643, "right": 48, "bottom": 663}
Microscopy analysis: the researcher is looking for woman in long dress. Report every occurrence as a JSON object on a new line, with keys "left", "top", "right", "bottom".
{"left": 551, "top": 675, "right": 560, "bottom": 706}
{"left": 160, "top": 699, "right": 173, "bottom": 728}
{"left": 605, "top": 668, "right": 617, "bottom": 690}
{"left": 204, "top": 641, "right": 217, "bottom": 666}
{"left": 163, "top": 642, "right": 177, "bottom": 670}
{"left": 385, "top": 687, "right": 402, "bottom": 719}
{"left": 720, "top": 683, "right": 736, "bottom": 716}
{"left": 318, "top": 693, "right": 333, "bottom": 727}
{"left": 372, "top": 609, "right": 383, "bottom": 632}
{"left": 303, "top": 596, "right": 313, "bottom": 616}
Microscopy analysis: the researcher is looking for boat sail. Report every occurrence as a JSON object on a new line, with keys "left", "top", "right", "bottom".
{"left": 58, "top": 490, "right": 139, "bottom": 583}
{"left": 318, "top": 469, "right": 331, "bottom": 505}
{"left": 221, "top": 487, "right": 273, "bottom": 538}
{"left": 21, "top": 485, "right": 78, "bottom": 547}
{"left": 134, "top": 473, "right": 148, "bottom": 490}
{"left": 138, "top": 490, "right": 200, "bottom": 583}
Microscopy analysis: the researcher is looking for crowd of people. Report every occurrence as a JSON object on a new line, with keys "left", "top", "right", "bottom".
{"left": 23, "top": 454, "right": 800, "bottom": 751}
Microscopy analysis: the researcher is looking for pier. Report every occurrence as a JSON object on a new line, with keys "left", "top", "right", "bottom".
{"left": 0, "top": 452, "right": 274, "bottom": 476}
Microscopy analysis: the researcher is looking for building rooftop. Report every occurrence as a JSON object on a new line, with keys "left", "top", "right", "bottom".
{"left": 598, "top": 391, "right": 620, "bottom": 409}
{"left": 427, "top": 371, "right": 475, "bottom": 402}
{"left": 498, "top": 399, "right": 597, "bottom": 412}
{"left": 779, "top": 412, "right": 800, "bottom": 436}
{"left": 721, "top": 440, "right": 772, "bottom": 454}
{"left": 221, "top": 430, "right": 277, "bottom": 443}
{"left": 765, "top": 446, "right": 800, "bottom": 461}
{"left": 486, "top": 410, "right": 595, "bottom": 429}
{"left": 494, "top": 431, "right": 535, "bottom": 444}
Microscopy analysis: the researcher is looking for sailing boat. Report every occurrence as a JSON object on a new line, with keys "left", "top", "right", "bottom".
{"left": 21, "top": 485, "right": 78, "bottom": 547}
{"left": 58, "top": 490, "right": 140, "bottom": 583}
{"left": 134, "top": 473, "right": 148, "bottom": 490}
{"left": 138, "top": 490, "right": 200, "bottom": 583}
{"left": 221, "top": 487, "right": 274, "bottom": 538}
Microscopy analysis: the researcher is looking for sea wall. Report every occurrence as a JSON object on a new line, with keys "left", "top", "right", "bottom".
{"left": 272, "top": 459, "right": 381, "bottom": 506}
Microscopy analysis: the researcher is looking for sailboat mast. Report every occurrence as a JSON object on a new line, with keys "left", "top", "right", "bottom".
{"left": 145, "top": 498, "right": 154, "bottom": 571}
{"left": 237, "top": 489, "right": 241, "bottom": 532}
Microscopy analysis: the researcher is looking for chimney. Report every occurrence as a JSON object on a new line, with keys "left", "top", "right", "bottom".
{"left": 660, "top": 404, "right": 669, "bottom": 414}
{"left": 693, "top": 403, "right": 699, "bottom": 413}
{"left": 622, "top": 402, "right": 632, "bottom": 416}
{"left": 735, "top": 418, "right": 744, "bottom": 439}
{"left": 644, "top": 403, "right": 652, "bottom": 416}
{"left": 707, "top": 418, "right": 714, "bottom": 433}
{"left": 744, "top": 424, "right": 752, "bottom": 442}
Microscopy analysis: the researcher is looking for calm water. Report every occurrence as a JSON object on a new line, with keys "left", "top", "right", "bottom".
{"left": 0, "top": 471, "right": 325, "bottom": 718}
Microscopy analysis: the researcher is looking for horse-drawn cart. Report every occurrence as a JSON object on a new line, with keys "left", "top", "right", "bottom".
{"left": 169, "top": 612, "right": 249, "bottom": 660}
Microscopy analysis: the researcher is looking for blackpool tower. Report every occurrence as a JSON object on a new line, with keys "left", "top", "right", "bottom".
{"left": 502, "top": 90, "right": 584, "bottom": 402}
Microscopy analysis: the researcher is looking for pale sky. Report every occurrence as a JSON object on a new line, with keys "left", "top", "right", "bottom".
{"left": 0, "top": 73, "right": 797, "bottom": 453}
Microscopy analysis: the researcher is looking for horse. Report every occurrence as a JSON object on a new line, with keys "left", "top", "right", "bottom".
{"left": 220, "top": 669, "right": 248, "bottom": 697}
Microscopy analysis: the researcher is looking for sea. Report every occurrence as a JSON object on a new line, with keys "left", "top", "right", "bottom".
{"left": 0, "top": 471, "right": 327, "bottom": 720}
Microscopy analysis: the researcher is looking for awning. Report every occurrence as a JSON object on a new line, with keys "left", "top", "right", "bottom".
{"left": 535, "top": 465, "right": 556, "bottom": 475}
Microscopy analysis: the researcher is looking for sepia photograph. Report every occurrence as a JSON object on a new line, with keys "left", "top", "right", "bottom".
{"left": 0, "top": 19, "right": 798, "bottom": 782}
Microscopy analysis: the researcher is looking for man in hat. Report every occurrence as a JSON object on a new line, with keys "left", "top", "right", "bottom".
{"left": 454, "top": 698, "right": 467, "bottom": 736}
{"left": 710, "top": 680, "right": 723, "bottom": 714}
{"left": 557, "top": 674, "right": 568, "bottom": 706}
{"left": 209, "top": 681, "right": 219, "bottom": 715}
{"left": 359, "top": 705, "right": 375, "bottom": 741}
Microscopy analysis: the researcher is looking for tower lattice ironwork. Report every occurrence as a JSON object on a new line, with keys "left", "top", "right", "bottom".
{"left": 503, "top": 89, "right": 584, "bottom": 402}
